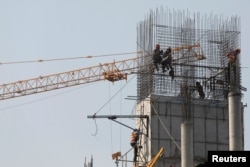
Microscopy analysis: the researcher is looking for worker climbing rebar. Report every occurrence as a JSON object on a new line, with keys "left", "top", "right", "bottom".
{"left": 130, "top": 129, "right": 140, "bottom": 165}
{"left": 226, "top": 48, "right": 240, "bottom": 85}
{"left": 196, "top": 82, "right": 205, "bottom": 99}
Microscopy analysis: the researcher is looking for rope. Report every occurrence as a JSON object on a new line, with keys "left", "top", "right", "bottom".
{"left": 94, "top": 75, "right": 135, "bottom": 116}
{"left": 0, "top": 51, "right": 142, "bottom": 65}
{"left": 119, "top": 81, "right": 123, "bottom": 151}
{"left": 150, "top": 102, "right": 181, "bottom": 151}
{"left": 90, "top": 75, "right": 136, "bottom": 136}
{"left": 109, "top": 83, "right": 114, "bottom": 154}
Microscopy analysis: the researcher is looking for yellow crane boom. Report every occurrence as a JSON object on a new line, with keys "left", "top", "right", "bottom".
{"left": 0, "top": 57, "right": 142, "bottom": 100}
{"left": 146, "top": 147, "right": 164, "bottom": 167}
{"left": 172, "top": 43, "right": 200, "bottom": 52}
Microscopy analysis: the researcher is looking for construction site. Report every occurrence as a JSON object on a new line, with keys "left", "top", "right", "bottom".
{"left": 134, "top": 8, "right": 246, "bottom": 167}
{"left": 0, "top": 7, "right": 247, "bottom": 167}
{"left": 85, "top": 8, "right": 246, "bottom": 167}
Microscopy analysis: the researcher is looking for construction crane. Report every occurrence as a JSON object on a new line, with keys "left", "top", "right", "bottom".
{"left": 0, "top": 44, "right": 203, "bottom": 167}
{"left": 0, "top": 44, "right": 203, "bottom": 101}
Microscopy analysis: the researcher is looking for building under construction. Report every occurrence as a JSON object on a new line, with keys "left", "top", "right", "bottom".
{"left": 135, "top": 8, "right": 245, "bottom": 167}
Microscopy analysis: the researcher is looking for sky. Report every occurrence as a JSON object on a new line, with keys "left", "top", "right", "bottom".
{"left": 0, "top": 0, "right": 249, "bottom": 167}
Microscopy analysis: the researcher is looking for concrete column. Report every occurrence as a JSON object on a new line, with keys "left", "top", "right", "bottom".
{"left": 228, "top": 91, "right": 243, "bottom": 150}
{"left": 181, "top": 121, "right": 193, "bottom": 167}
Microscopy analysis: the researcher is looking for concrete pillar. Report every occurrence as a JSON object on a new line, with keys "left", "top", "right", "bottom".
{"left": 228, "top": 91, "right": 243, "bottom": 150}
{"left": 181, "top": 121, "right": 193, "bottom": 167}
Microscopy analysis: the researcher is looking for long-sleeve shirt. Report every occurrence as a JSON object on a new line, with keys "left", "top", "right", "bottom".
{"left": 130, "top": 132, "right": 139, "bottom": 144}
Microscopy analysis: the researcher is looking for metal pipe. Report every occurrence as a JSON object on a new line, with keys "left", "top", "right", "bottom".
{"left": 87, "top": 115, "right": 148, "bottom": 119}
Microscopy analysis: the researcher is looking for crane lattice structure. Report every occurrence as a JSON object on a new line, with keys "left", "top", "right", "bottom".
{"left": 0, "top": 56, "right": 145, "bottom": 100}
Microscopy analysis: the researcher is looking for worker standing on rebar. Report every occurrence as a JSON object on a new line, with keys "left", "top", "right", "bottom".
{"left": 130, "top": 129, "right": 139, "bottom": 164}
{"left": 162, "top": 47, "right": 173, "bottom": 73}
{"left": 196, "top": 82, "right": 205, "bottom": 99}
{"left": 226, "top": 48, "right": 240, "bottom": 83}
{"left": 153, "top": 44, "right": 163, "bottom": 71}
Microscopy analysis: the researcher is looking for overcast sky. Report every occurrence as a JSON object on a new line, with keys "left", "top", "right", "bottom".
{"left": 0, "top": 1, "right": 249, "bottom": 167}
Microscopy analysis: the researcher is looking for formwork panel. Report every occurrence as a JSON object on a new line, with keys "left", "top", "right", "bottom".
{"left": 194, "top": 118, "right": 205, "bottom": 142}
{"left": 205, "top": 119, "right": 217, "bottom": 143}
{"left": 170, "top": 117, "right": 182, "bottom": 141}
{"left": 206, "top": 143, "right": 218, "bottom": 151}
{"left": 218, "top": 144, "right": 229, "bottom": 150}
{"left": 138, "top": 95, "right": 235, "bottom": 166}
{"left": 218, "top": 120, "right": 229, "bottom": 143}
{"left": 193, "top": 105, "right": 207, "bottom": 118}
{"left": 194, "top": 142, "right": 206, "bottom": 159}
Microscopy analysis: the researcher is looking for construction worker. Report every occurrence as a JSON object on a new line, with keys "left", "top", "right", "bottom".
{"left": 153, "top": 44, "right": 163, "bottom": 71}
{"left": 162, "top": 47, "right": 173, "bottom": 73}
{"left": 169, "top": 69, "right": 175, "bottom": 79}
{"left": 226, "top": 48, "right": 240, "bottom": 83}
{"left": 130, "top": 129, "right": 139, "bottom": 164}
{"left": 196, "top": 82, "right": 205, "bottom": 99}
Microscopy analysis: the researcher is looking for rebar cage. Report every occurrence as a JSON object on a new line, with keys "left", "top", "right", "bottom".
{"left": 137, "top": 8, "right": 242, "bottom": 102}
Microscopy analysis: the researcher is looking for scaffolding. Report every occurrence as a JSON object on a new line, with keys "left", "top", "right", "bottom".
{"left": 137, "top": 8, "right": 243, "bottom": 102}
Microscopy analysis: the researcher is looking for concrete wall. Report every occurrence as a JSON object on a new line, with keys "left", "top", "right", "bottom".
{"left": 136, "top": 95, "right": 243, "bottom": 167}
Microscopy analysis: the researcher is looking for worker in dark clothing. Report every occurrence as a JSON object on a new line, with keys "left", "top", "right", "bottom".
{"left": 130, "top": 129, "right": 139, "bottom": 164}
{"left": 196, "top": 82, "right": 205, "bottom": 99}
{"left": 169, "top": 69, "right": 175, "bottom": 79}
{"left": 153, "top": 44, "right": 163, "bottom": 71}
{"left": 162, "top": 47, "right": 173, "bottom": 73}
{"left": 226, "top": 48, "right": 240, "bottom": 83}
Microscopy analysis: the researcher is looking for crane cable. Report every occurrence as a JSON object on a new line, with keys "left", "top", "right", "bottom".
{"left": 109, "top": 83, "right": 114, "bottom": 154}
{"left": 150, "top": 101, "right": 181, "bottom": 151}
{"left": 119, "top": 81, "right": 123, "bottom": 151}
{"left": 0, "top": 51, "right": 142, "bottom": 65}
{"left": 91, "top": 75, "right": 136, "bottom": 136}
